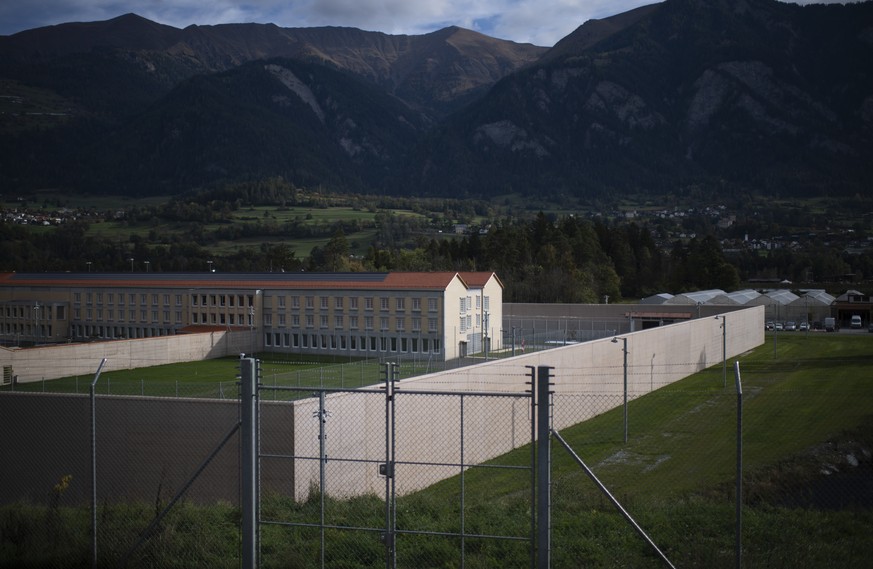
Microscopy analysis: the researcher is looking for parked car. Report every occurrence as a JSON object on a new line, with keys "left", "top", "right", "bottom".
{"left": 774, "top": 322, "right": 784, "bottom": 331}
{"left": 785, "top": 321, "right": 796, "bottom": 331}
{"left": 824, "top": 317, "right": 836, "bottom": 332}
{"left": 799, "top": 322, "right": 809, "bottom": 332}
{"left": 766, "top": 321, "right": 774, "bottom": 331}
{"left": 851, "top": 315, "right": 862, "bottom": 329}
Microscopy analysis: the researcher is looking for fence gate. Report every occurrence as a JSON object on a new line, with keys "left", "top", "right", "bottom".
{"left": 242, "top": 358, "right": 538, "bottom": 568}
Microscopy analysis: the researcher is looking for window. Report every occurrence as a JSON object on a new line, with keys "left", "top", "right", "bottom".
{"left": 321, "top": 296, "right": 329, "bottom": 309}
{"left": 365, "top": 297, "right": 374, "bottom": 310}
{"left": 380, "top": 297, "right": 389, "bottom": 311}
{"left": 412, "top": 317, "right": 421, "bottom": 331}
{"left": 396, "top": 317, "right": 405, "bottom": 331}
{"left": 476, "top": 295, "right": 481, "bottom": 309}
{"left": 175, "top": 295, "right": 182, "bottom": 306}
{"left": 74, "top": 292, "right": 81, "bottom": 302}
{"left": 320, "top": 315, "right": 328, "bottom": 328}
{"left": 335, "top": 315, "right": 344, "bottom": 328}
{"left": 335, "top": 297, "right": 343, "bottom": 309}
{"left": 163, "top": 294, "right": 170, "bottom": 306}
{"left": 460, "top": 318, "right": 467, "bottom": 333}
{"left": 412, "top": 298, "right": 421, "bottom": 311}
{"left": 292, "top": 296, "right": 300, "bottom": 308}
{"left": 350, "top": 297, "right": 358, "bottom": 309}
{"left": 278, "top": 296, "right": 285, "bottom": 308}
{"left": 429, "top": 318, "right": 437, "bottom": 332}
{"left": 484, "top": 296, "right": 490, "bottom": 310}
{"left": 396, "top": 298, "right": 405, "bottom": 310}
{"left": 306, "top": 296, "right": 314, "bottom": 309}
{"left": 264, "top": 314, "right": 273, "bottom": 326}
{"left": 279, "top": 314, "right": 286, "bottom": 327}
{"left": 350, "top": 316, "right": 358, "bottom": 329}
{"left": 306, "top": 315, "right": 314, "bottom": 328}
{"left": 292, "top": 315, "right": 300, "bottom": 327}
{"left": 365, "top": 316, "right": 374, "bottom": 330}
{"left": 96, "top": 293, "right": 103, "bottom": 304}
{"left": 380, "top": 317, "right": 389, "bottom": 331}
{"left": 459, "top": 297, "right": 465, "bottom": 312}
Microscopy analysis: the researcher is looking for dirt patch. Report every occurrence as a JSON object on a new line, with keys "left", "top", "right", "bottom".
{"left": 743, "top": 431, "right": 873, "bottom": 510}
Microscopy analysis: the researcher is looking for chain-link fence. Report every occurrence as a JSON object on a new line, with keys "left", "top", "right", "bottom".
{"left": 2, "top": 342, "right": 872, "bottom": 568}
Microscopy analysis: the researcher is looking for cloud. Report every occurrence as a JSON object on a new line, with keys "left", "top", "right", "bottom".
{"left": 0, "top": 0, "right": 857, "bottom": 46}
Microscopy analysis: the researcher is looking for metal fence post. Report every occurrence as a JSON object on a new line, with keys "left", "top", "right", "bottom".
{"left": 382, "top": 362, "right": 398, "bottom": 569}
{"left": 89, "top": 358, "right": 107, "bottom": 569}
{"left": 735, "top": 361, "right": 743, "bottom": 569}
{"left": 240, "top": 357, "right": 258, "bottom": 569}
{"left": 537, "top": 366, "right": 553, "bottom": 569}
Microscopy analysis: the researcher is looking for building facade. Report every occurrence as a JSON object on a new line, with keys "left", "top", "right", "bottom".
{"left": 0, "top": 272, "right": 503, "bottom": 361}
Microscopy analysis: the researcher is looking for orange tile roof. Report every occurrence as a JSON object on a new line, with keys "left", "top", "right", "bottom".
{"left": 0, "top": 271, "right": 483, "bottom": 291}
{"left": 458, "top": 272, "right": 503, "bottom": 288}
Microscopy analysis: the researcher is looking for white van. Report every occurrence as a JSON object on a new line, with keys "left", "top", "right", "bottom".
{"left": 851, "top": 315, "right": 862, "bottom": 329}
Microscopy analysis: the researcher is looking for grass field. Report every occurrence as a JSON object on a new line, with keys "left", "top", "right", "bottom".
{"left": 1, "top": 333, "right": 871, "bottom": 567}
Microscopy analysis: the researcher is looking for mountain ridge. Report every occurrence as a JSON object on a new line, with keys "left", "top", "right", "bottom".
{"left": 1, "top": 0, "right": 871, "bottom": 199}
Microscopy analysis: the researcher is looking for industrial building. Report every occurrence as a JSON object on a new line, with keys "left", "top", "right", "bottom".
{"left": 0, "top": 271, "right": 503, "bottom": 361}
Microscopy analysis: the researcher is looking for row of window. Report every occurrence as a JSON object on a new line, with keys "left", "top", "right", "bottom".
{"left": 74, "top": 292, "right": 184, "bottom": 307}
{"left": 459, "top": 295, "right": 491, "bottom": 313}
{"left": 267, "top": 295, "right": 440, "bottom": 312}
{"left": 261, "top": 314, "right": 438, "bottom": 332}
{"left": 2, "top": 305, "right": 64, "bottom": 320}
{"left": 1, "top": 323, "right": 52, "bottom": 338}
{"left": 71, "top": 324, "right": 175, "bottom": 340}
{"left": 73, "top": 308, "right": 183, "bottom": 325}
{"left": 264, "top": 331, "right": 442, "bottom": 354}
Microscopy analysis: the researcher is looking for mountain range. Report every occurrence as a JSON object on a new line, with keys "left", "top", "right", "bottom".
{"left": 1, "top": 0, "right": 871, "bottom": 200}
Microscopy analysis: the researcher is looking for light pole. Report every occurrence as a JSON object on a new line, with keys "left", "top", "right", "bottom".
{"left": 716, "top": 315, "right": 726, "bottom": 388}
{"left": 33, "top": 302, "right": 40, "bottom": 345}
{"left": 144, "top": 260, "right": 150, "bottom": 273}
{"left": 128, "top": 257, "right": 134, "bottom": 272}
{"left": 612, "top": 336, "right": 629, "bottom": 443}
{"left": 86, "top": 261, "right": 92, "bottom": 272}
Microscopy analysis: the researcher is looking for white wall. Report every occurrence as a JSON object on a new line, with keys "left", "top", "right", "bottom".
{"left": 1, "top": 330, "right": 254, "bottom": 383}
{"left": 290, "top": 306, "right": 764, "bottom": 500}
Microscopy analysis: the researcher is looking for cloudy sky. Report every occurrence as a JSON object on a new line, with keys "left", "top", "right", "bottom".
{"left": 0, "top": 0, "right": 851, "bottom": 46}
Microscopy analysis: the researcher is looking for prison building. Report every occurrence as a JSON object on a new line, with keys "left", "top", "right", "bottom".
{"left": 0, "top": 271, "right": 502, "bottom": 361}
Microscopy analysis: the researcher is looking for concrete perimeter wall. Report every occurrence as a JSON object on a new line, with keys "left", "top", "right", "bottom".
{"left": 0, "top": 393, "right": 294, "bottom": 506}
{"left": 1, "top": 307, "right": 764, "bottom": 506}
{"left": 291, "top": 306, "right": 764, "bottom": 499}
{"left": 1, "top": 330, "right": 254, "bottom": 383}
